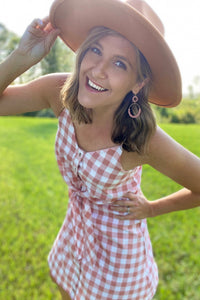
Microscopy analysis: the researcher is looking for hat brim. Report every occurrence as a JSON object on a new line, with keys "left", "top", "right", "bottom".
{"left": 49, "top": 0, "right": 182, "bottom": 107}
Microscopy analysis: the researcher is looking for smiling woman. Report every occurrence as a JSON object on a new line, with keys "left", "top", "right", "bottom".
{"left": 1, "top": 0, "right": 200, "bottom": 95}
{"left": 62, "top": 26, "right": 155, "bottom": 153}
{"left": 0, "top": 0, "right": 200, "bottom": 299}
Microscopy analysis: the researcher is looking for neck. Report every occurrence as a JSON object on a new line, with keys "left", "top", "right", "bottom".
{"left": 92, "top": 105, "right": 116, "bottom": 127}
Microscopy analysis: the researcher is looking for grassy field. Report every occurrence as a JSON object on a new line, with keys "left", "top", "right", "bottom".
{"left": 0, "top": 117, "right": 200, "bottom": 300}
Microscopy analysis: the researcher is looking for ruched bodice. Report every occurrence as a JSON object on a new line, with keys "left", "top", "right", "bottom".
{"left": 55, "top": 108, "right": 142, "bottom": 203}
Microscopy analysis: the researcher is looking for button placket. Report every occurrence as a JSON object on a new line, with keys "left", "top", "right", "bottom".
{"left": 77, "top": 150, "right": 83, "bottom": 163}
{"left": 75, "top": 150, "right": 84, "bottom": 175}
{"left": 72, "top": 149, "right": 83, "bottom": 175}
{"left": 77, "top": 150, "right": 87, "bottom": 191}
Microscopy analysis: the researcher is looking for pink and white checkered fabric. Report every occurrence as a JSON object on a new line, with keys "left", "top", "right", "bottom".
{"left": 48, "top": 109, "right": 158, "bottom": 299}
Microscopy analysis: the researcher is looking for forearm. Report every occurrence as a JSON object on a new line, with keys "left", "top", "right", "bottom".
{"left": 151, "top": 188, "right": 200, "bottom": 217}
{"left": 0, "top": 50, "right": 31, "bottom": 95}
{"left": 0, "top": 18, "right": 60, "bottom": 96}
{"left": 0, "top": 19, "right": 61, "bottom": 116}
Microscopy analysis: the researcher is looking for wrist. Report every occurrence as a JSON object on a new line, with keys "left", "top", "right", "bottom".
{"left": 12, "top": 49, "right": 34, "bottom": 71}
{"left": 148, "top": 196, "right": 177, "bottom": 218}
{"left": 0, "top": 50, "right": 33, "bottom": 94}
{"left": 149, "top": 201, "right": 156, "bottom": 218}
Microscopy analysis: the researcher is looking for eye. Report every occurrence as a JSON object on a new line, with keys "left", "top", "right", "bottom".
{"left": 90, "top": 46, "right": 102, "bottom": 56}
{"left": 115, "top": 60, "right": 127, "bottom": 70}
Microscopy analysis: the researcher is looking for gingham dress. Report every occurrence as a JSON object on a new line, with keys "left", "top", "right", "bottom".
{"left": 48, "top": 108, "right": 158, "bottom": 299}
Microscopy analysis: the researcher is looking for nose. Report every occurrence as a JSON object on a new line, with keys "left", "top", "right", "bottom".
{"left": 92, "top": 60, "right": 108, "bottom": 79}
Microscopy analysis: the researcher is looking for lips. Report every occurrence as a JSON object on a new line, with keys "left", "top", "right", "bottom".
{"left": 86, "top": 77, "right": 108, "bottom": 92}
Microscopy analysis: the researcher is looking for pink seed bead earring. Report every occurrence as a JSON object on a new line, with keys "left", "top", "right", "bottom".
{"left": 128, "top": 95, "right": 141, "bottom": 119}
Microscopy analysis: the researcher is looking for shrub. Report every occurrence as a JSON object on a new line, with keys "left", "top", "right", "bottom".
{"left": 152, "top": 97, "right": 200, "bottom": 124}
{"left": 36, "top": 109, "right": 56, "bottom": 118}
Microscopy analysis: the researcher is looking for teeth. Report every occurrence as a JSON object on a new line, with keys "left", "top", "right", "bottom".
{"left": 88, "top": 79, "right": 106, "bottom": 91}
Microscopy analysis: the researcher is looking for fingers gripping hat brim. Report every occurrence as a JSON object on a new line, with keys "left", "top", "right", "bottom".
{"left": 50, "top": 0, "right": 182, "bottom": 107}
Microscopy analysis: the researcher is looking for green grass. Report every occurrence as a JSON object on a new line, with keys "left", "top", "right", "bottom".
{"left": 0, "top": 117, "right": 200, "bottom": 299}
{"left": 141, "top": 124, "right": 200, "bottom": 300}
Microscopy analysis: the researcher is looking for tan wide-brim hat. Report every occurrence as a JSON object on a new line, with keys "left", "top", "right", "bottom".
{"left": 49, "top": 0, "right": 182, "bottom": 107}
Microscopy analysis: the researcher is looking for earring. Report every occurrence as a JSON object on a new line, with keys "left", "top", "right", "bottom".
{"left": 128, "top": 95, "right": 141, "bottom": 119}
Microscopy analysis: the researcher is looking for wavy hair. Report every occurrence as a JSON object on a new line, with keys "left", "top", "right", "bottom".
{"left": 61, "top": 27, "right": 156, "bottom": 153}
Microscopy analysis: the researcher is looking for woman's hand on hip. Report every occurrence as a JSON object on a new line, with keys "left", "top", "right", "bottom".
{"left": 109, "top": 192, "right": 153, "bottom": 220}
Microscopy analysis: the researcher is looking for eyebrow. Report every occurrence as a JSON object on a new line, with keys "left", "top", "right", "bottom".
{"left": 94, "top": 41, "right": 134, "bottom": 70}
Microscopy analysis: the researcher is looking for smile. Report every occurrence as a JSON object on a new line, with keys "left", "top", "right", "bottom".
{"left": 87, "top": 78, "right": 108, "bottom": 92}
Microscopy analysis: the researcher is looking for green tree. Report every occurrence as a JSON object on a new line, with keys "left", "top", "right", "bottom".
{"left": 0, "top": 23, "right": 20, "bottom": 60}
{"left": 41, "top": 38, "right": 74, "bottom": 75}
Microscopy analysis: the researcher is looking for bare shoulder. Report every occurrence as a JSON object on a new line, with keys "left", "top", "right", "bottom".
{"left": 0, "top": 72, "right": 70, "bottom": 117}
{"left": 145, "top": 125, "right": 189, "bottom": 164}
{"left": 121, "top": 125, "right": 200, "bottom": 194}
{"left": 38, "top": 72, "right": 69, "bottom": 87}
{"left": 36, "top": 72, "right": 69, "bottom": 117}
{"left": 121, "top": 127, "right": 167, "bottom": 170}
{"left": 144, "top": 126, "right": 200, "bottom": 192}
{"left": 123, "top": 125, "right": 198, "bottom": 171}
{"left": 122, "top": 126, "right": 200, "bottom": 192}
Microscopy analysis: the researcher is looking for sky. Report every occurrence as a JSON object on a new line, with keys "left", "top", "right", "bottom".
{"left": 0, "top": 0, "right": 200, "bottom": 94}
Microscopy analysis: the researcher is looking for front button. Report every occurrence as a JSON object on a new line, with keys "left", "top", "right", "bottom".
{"left": 81, "top": 185, "right": 87, "bottom": 192}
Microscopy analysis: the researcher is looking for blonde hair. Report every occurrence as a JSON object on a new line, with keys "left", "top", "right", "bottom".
{"left": 61, "top": 26, "right": 156, "bottom": 153}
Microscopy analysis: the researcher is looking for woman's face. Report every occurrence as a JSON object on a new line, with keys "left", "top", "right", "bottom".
{"left": 78, "top": 34, "right": 142, "bottom": 114}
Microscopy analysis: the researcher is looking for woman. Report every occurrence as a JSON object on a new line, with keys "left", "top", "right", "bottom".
{"left": 0, "top": 0, "right": 200, "bottom": 299}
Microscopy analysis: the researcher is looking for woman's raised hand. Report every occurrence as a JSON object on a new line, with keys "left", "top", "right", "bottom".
{"left": 17, "top": 17, "right": 60, "bottom": 66}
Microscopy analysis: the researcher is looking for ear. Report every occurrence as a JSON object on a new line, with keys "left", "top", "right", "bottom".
{"left": 132, "top": 78, "right": 149, "bottom": 94}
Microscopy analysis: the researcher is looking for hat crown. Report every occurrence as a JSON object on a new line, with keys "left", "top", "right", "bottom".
{"left": 126, "top": 0, "right": 165, "bottom": 36}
